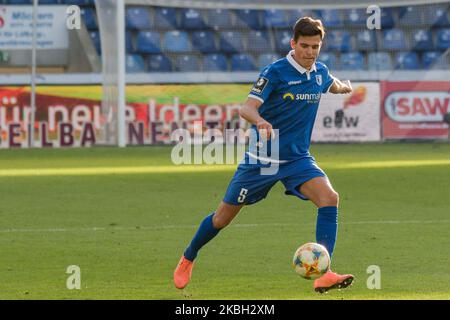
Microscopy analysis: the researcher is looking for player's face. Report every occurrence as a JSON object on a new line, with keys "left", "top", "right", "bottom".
{"left": 290, "top": 35, "right": 322, "bottom": 69}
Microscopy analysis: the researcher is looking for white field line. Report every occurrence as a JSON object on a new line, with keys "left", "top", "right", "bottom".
{"left": 0, "top": 219, "right": 449, "bottom": 234}
{"left": 0, "top": 159, "right": 449, "bottom": 177}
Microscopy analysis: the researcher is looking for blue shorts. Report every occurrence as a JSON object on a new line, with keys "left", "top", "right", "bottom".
{"left": 223, "top": 155, "right": 326, "bottom": 205}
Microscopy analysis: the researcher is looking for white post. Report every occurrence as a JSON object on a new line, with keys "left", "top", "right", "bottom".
{"left": 117, "top": 0, "right": 126, "bottom": 147}
{"left": 30, "top": 0, "right": 38, "bottom": 148}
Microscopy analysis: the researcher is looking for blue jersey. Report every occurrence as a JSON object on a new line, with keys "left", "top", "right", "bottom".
{"left": 247, "top": 50, "right": 334, "bottom": 162}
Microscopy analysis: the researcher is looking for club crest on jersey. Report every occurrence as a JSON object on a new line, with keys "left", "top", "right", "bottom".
{"left": 251, "top": 77, "right": 269, "bottom": 94}
{"left": 315, "top": 75, "right": 322, "bottom": 86}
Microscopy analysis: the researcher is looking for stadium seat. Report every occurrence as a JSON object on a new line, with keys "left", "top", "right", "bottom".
{"left": 126, "top": 54, "right": 146, "bottom": 73}
{"left": 340, "top": 52, "right": 365, "bottom": 70}
{"left": 355, "top": 30, "right": 377, "bottom": 51}
{"left": 397, "top": 6, "right": 423, "bottom": 26}
{"left": 424, "top": 5, "right": 449, "bottom": 27}
{"left": 136, "top": 31, "right": 161, "bottom": 54}
{"left": 148, "top": 54, "right": 172, "bottom": 72}
{"left": 206, "top": 9, "right": 232, "bottom": 30}
{"left": 380, "top": 8, "right": 395, "bottom": 29}
{"left": 394, "top": 52, "right": 420, "bottom": 70}
{"left": 126, "top": 31, "right": 134, "bottom": 53}
{"left": 191, "top": 31, "right": 217, "bottom": 53}
{"left": 126, "top": 7, "right": 152, "bottom": 30}
{"left": 180, "top": 9, "right": 206, "bottom": 29}
{"left": 155, "top": 7, "right": 178, "bottom": 29}
{"left": 368, "top": 52, "right": 393, "bottom": 70}
{"left": 317, "top": 9, "right": 342, "bottom": 28}
{"left": 39, "top": 0, "right": 60, "bottom": 4}
{"left": 257, "top": 53, "right": 280, "bottom": 70}
{"left": 422, "top": 51, "right": 448, "bottom": 69}
{"left": 231, "top": 54, "right": 256, "bottom": 71}
{"left": 234, "top": 9, "right": 261, "bottom": 30}
{"left": 263, "top": 9, "right": 288, "bottom": 28}
{"left": 163, "top": 31, "right": 191, "bottom": 53}
{"left": 6, "top": 0, "right": 32, "bottom": 3}
{"left": 343, "top": 9, "right": 366, "bottom": 27}
{"left": 436, "top": 28, "right": 450, "bottom": 50}
{"left": 63, "top": 0, "right": 92, "bottom": 4}
{"left": 80, "top": 7, "right": 97, "bottom": 30}
{"left": 247, "top": 31, "right": 273, "bottom": 53}
{"left": 219, "top": 31, "right": 245, "bottom": 54}
{"left": 412, "top": 29, "right": 433, "bottom": 51}
{"left": 318, "top": 52, "right": 338, "bottom": 70}
{"left": 381, "top": 29, "right": 408, "bottom": 51}
{"left": 203, "top": 54, "right": 228, "bottom": 71}
{"left": 274, "top": 29, "right": 292, "bottom": 54}
{"left": 89, "top": 31, "right": 101, "bottom": 54}
{"left": 174, "top": 55, "right": 201, "bottom": 72}
{"left": 288, "top": 9, "right": 317, "bottom": 26}
{"left": 326, "top": 30, "right": 352, "bottom": 52}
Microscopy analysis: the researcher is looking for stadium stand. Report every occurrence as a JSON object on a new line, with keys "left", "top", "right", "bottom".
{"left": 1, "top": 2, "right": 449, "bottom": 72}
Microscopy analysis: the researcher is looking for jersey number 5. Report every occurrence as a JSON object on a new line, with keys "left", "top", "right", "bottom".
{"left": 237, "top": 188, "right": 248, "bottom": 203}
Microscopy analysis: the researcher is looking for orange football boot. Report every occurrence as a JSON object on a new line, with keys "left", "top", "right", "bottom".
{"left": 173, "top": 255, "right": 194, "bottom": 289}
{"left": 314, "top": 270, "right": 354, "bottom": 293}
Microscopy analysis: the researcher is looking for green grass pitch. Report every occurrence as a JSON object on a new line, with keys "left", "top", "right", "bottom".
{"left": 0, "top": 143, "right": 449, "bottom": 300}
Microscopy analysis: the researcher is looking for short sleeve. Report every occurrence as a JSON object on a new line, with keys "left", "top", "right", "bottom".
{"left": 248, "top": 66, "right": 279, "bottom": 103}
{"left": 322, "top": 65, "right": 335, "bottom": 94}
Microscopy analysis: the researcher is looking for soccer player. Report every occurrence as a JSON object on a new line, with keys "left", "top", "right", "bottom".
{"left": 174, "top": 17, "right": 354, "bottom": 293}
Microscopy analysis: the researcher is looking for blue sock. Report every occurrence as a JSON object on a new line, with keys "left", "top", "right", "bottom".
{"left": 184, "top": 212, "right": 221, "bottom": 261}
{"left": 316, "top": 206, "right": 338, "bottom": 259}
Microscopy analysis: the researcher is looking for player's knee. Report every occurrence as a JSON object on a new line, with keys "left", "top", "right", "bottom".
{"left": 212, "top": 214, "right": 231, "bottom": 229}
{"left": 319, "top": 190, "right": 339, "bottom": 207}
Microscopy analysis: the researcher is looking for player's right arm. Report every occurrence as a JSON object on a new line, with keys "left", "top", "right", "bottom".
{"left": 239, "top": 98, "right": 274, "bottom": 140}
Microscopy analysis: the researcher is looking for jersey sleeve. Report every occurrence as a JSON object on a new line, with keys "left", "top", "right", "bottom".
{"left": 322, "top": 65, "right": 335, "bottom": 93}
{"left": 247, "top": 66, "right": 280, "bottom": 103}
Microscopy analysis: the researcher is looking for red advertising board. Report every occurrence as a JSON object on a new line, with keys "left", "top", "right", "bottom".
{"left": 381, "top": 81, "right": 450, "bottom": 139}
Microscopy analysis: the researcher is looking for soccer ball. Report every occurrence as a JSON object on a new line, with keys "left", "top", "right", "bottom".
{"left": 292, "top": 242, "right": 330, "bottom": 280}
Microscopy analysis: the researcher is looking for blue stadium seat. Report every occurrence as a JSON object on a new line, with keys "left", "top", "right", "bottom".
{"left": 257, "top": 54, "right": 280, "bottom": 70}
{"left": 317, "top": 9, "right": 342, "bottom": 28}
{"left": 343, "top": 9, "right": 366, "bottom": 27}
{"left": 397, "top": 6, "right": 423, "bottom": 26}
{"left": 318, "top": 52, "right": 338, "bottom": 70}
{"left": 436, "top": 28, "right": 450, "bottom": 50}
{"left": 412, "top": 29, "right": 433, "bottom": 51}
{"left": 340, "top": 52, "right": 365, "bottom": 70}
{"left": 126, "top": 31, "right": 133, "bottom": 53}
{"left": 247, "top": 31, "right": 273, "bottom": 53}
{"left": 126, "top": 7, "right": 151, "bottom": 30}
{"left": 368, "top": 52, "right": 393, "bottom": 70}
{"left": 6, "top": 0, "right": 32, "bottom": 3}
{"left": 163, "top": 31, "right": 191, "bottom": 53}
{"left": 191, "top": 31, "right": 217, "bottom": 53}
{"left": 180, "top": 9, "right": 206, "bottom": 29}
{"left": 288, "top": 9, "right": 317, "bottom": 26}
{"left": 63, "top": 0, "right": 93, "bottom": 4}
{"left": 39, "top": 0, "right": 60, "bottom": 4}
{"left": 155, "top": 7, "right": 178, "bottom": 29}
{"left": 206, "top": 9, "right": 232, "bottom": 30}
{"left": 148, "top": 54, "right": 172, "bottom": 72}
{"left": 425, "top": 5, "right": 449, "bottom": 27}
{"left": 219, "top": 31, "right": 245, "bottom": 54}
{"left": 422, "top": 51, "right": 448, "bottom": 69}
{"left": 263, "top": 9, "right": 288, "bottom": 28}
{"left": 126, "top": 54, "right": 146, "bottom": 73}
{"left": 380, "top": 8, "right": 395, "bottom": 29}
{"left": 381, "top": 29, "right": 408, "bottom": 51}
{"left": 231, "top": 54, "right": 256, "bottom": 71}
{"left": 89, "top": 31, "right": 101, "bottom": 54}
{"left": 274, "top": 29, "right": 292, "bottom": 54}
{"left": 325, "top": 30, "right": 352, "bottom": 52}
{"left": 394, "top": 52, "right": 420, "bottom": 70}
{"left": 203, "top": 54, "right": 228, "bottom": 71}
{"left": 80, "top": 8, "right": 97, "bottom": 30}
{"left": 355, "top": 30, "right": 377, "bottom": 51}
{"left": 136, "top": 31, "right": 161, "bottom": 54}
{"left": 234, "top": 9, "right": 261, "bottom": 30}
{"left": 174, "top": 55, "right": 201, "bottom": 72}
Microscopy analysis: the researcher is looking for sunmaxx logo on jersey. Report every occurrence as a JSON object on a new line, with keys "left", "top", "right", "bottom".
{"left": 384, "top": 91, "right": 450, "bottom": 122}
{"left": 283, "top": 92, "right": 321, "bottom": 103}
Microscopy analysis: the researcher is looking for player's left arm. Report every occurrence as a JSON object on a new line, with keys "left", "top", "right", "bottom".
{"left": 328, "top": 77, "right": 353, "bottom": 94}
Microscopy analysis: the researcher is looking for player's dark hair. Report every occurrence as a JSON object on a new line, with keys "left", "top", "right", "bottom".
{"left": 293, "top": 17, "right": 325, "bottom": 41}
